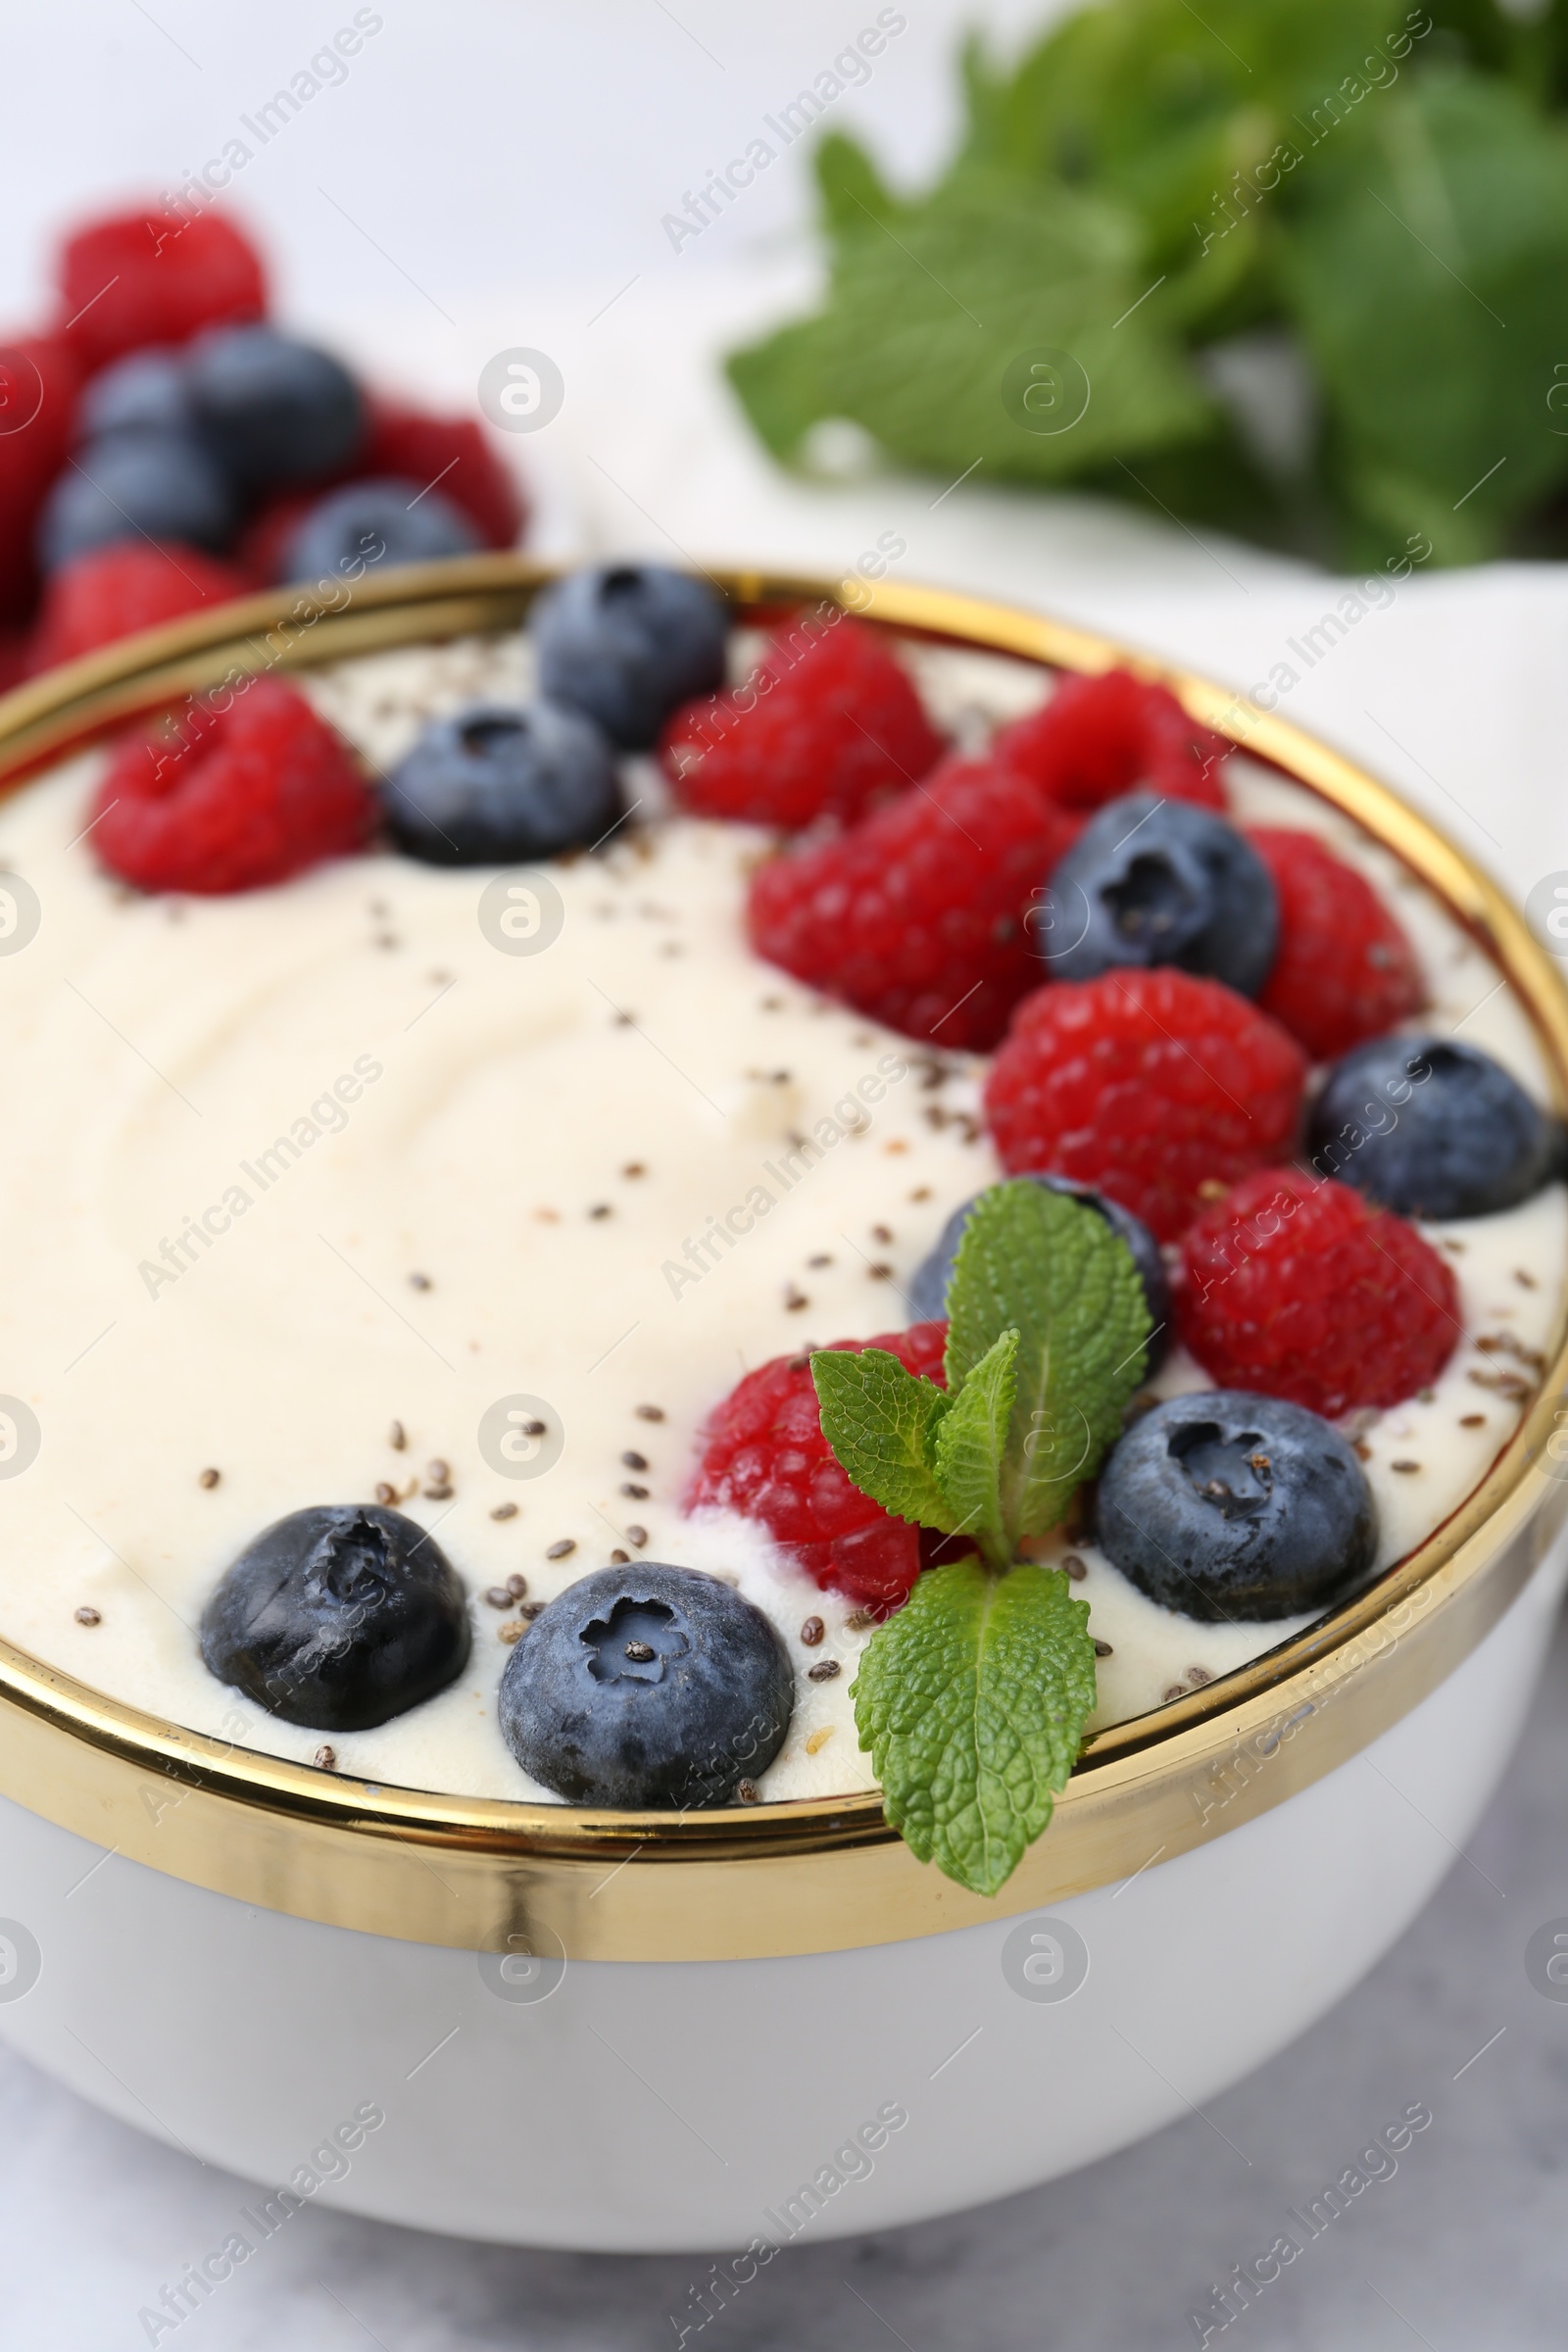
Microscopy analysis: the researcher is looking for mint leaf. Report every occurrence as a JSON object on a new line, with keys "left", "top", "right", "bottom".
{"left": 930, "top": 1327, "right": 1018, "bottom": 1569}
{"left": 945, "top": 1180, "right": 1152, "bottom": 1538}
{"left": 726, "top": 170, "right": 1217, "bottom": 485}
{"left": 1279, "top": 69, "right": 1568, "bottom": 563}
{"left": 852, "top": 1559, "right": 1096, "bottom": 1896}
{"left": 810, "top": 1347, "right": 956, "bottom": 1532}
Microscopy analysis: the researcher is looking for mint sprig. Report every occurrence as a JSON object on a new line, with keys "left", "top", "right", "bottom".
{"left": 810, "top": 1179, "right": 1152, "bottom": 1895}
{"left": 728, "top": 6, "right": 1568, "bottom": 569}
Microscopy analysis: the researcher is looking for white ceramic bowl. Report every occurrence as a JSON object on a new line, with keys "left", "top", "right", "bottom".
{"left": 0, "top": 562, "right": 1562, "bottom": 2252}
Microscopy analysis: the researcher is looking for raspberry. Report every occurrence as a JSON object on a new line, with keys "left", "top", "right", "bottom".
{"left": 1178, "top": 1166, "right": 1458, "bottom": 1416}
{"left": 55, "top": 208, "right": 266, "bottom": 374}
{"left": 686, "top": 1322, "right": 949, "bottom": 1614}
{"left": 662, "top": 612, "right": 945, "bottom": 827}
{"left": 360, "top": 401, "right": 525, "bottom": 550}
{"left": 984, "top": 969, "right": 1307, "bottom": 1240}
{"left": 28, "top": 541, "right": 247, "bottom": 671}
{"left": 1250, "top": 828, "right": 1425, "bottom": 1062}
{"left": 235, "top": 493, "right": 316, "bottom": 586}
{"left": 993, "top": 667, "right": 1229, "bottom": 812}
{"left": 91, "top": 678, "right": 374, "bottom": 895}
{"left": 748, "top": 757, "right": 1082, "bottom": 1050}
{"left": 0, "top": 333, "right": 83, "bottom": 624}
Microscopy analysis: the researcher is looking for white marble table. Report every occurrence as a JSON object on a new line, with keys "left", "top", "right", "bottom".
{"left": 3, "top": 1605, "right": 1564, "bottom": 2352}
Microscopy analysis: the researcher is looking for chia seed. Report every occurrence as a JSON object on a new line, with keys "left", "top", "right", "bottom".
{"left": 491, "top": 1502, "right": 518, "bottom": 1520}
{"left": 621, "top": 1450, "right": 649, "bottom": 1471}
{"left": 736, "top": 1779, "right": 760, "bottom": 1804}
{"left": 314, "top": 1745, "right": 337, "bottom": 1769}
{"left": 198, "top": 1467, "right": 220, "bottom": 1490}
{"left": 635, "top": 1404, "right": 664, "bottom": 1422}
{"left": 546, "top": 1539, "right": 576, "bottom": 1560}
{"left": 624, "top": 1525, "right": 648, "bottom": 1547}
{"left": 801, "top": 1615, "right": 825, "bottom": 1645}
{"left": 1061, "top": 1554, "right": 1087, "bottom": 1581}
{"left": 620, "top": 1482, "right": 649, "bottom": 1498}
{"left": 74, "top": 1604, "right": 101, "bottom": 1626}
{"left": 808, "top": 1658, "right": 841, "bottom": 1683}
{"left": 1094, "top": 1639, "right": 1113, "bottom": 1658}
{"left": 389, "top": 1421, "right": 407, "bottom": 1450}
{"left": 375, "top": 1482, "right": 398, "bottom": 1505}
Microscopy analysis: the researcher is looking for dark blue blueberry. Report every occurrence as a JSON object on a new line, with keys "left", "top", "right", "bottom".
{"left": 384, "top": 699, "right": 620, "bottom": 865}
{"left": 200, "top": 1504, "right": 470, "bottom": 1731}
{"left": 77, "top": 348, "right": 194, "bottom": 441}
{"left": 36, "top": 431, "right": 236, "bottom": 569}
{"left": 280, "top": 477, "right": 480, "bottom": 586}
{"left": 908, "top": 1172, "right": 1171, "bottom": 1369}
{"left": 1042, "top": 790, "right": 1278, "bottom": 996}
{"left": 1306, "top": 1033, "right": 1559, "bottom": 1219}
{"left": 531, "top": 564, "right": 728, "bottom": 750}
{"left": 498, "top": 1562, "right": 794, "bottom": 1807}
{"left": 1096, "top": 1392, "right": 1376, "bottom": 1623}
{"left": 187, "top": 324, "right": 365, "bottom": 488}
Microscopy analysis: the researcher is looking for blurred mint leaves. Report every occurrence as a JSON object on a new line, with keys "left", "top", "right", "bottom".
{"left": 813, "top": 1179, "right": 1150, "bottom": 1894}
{"left": 727, "top": 0, "right": 1568, "bottom": 565}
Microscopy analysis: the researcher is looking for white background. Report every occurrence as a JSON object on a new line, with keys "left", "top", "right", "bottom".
{"left": 0, "top": 2, "right": 1051, "bottom": 319}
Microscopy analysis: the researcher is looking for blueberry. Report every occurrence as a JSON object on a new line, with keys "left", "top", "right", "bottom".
{"left": 498, "top": 1562, "right": 794, "bottom": 1806}
{"left": 384, "top": 700, "right": 620, "bottom": 865}
{"left": 200, "top": 1504, "right": 470, "bottom": 1731}
{"left": 36, "top": 430, "right": 237, "bottom": 569}
{"left": 1306, "top": 1033, "right": 1560, "bottom": 1219}
{"left": 531, "top": 564, "right": 728, "bottom": 750}
{"left": 908, "top": 1173, "right": 1171, "bottom": 1369}
{"left": 1096, "top": 1392, "right": 1376, "bottom": 1623}
{"left": 1043, "top": 790, "right": 1278, "bottom": 996}
{"left": 187, "top": 324, "right": 365, "bottom": 488}
{"left": 77, "top": 348, "right": 194, "bottom": 441}
{"left": 280, "top": 477, "right": 480, "bottom": 587}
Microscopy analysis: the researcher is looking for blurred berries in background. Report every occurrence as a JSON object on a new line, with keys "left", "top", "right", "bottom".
{"left": 0, "top": 201, "right": 527, "bottom": 679}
